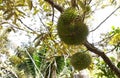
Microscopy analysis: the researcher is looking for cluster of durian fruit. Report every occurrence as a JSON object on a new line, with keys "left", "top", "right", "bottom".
{"left": 57, "top": 8, "right": 92, "bottom": 71}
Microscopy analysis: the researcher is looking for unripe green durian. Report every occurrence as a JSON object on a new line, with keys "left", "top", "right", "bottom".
{"left": 70, "top": 52, "right": 92, "bottom": 71}
{"left": 57, "top": 8, "right": 89, "bottom": 45}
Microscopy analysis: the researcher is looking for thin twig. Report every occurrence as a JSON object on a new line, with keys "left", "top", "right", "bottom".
{"left": 1, "top": 21, "right": 26, "bottom": 31}
{"left": 37, "top": 14, "right": 49, "bottom": 32}
{"left": 18, "top": 19, "right": 38, "bottom": 34}
{"left": 51, "top": 0, "right": 55, "bottom": 23}
{"left": 88, "top": 0, "right": 92, "bottom": 4}
{"left": 94, "top": 34, "right": 114, "bottom": 45}
{"left": 90, "top": 5, "right": 120, "bottom": 32}
{"left": 37, "top": 14, "right": 46, "bottom": 27}
{"left": 82, "top": 0, "right": 87, "bottom": 22}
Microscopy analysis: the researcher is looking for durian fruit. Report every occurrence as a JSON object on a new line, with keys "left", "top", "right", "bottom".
{"left": 57, "top": 8, "right": 89, "bottom": 45}
{"left": 70, "top": 52, "right": 92, "bottom": 71}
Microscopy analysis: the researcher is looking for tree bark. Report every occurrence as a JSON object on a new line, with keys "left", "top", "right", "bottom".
{"left": 84, "top": 40, "right": 120, "bottom": 77}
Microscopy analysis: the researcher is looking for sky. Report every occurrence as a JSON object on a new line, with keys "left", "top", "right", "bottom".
{"left": 88, "top": 5, "right": 120, "bottom": 43}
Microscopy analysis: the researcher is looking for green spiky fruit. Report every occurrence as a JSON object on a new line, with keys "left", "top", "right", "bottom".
{"left": 70, "top": 52, "right": 92, "bottom": 71}
{"left": 57, "top": 8, "right": 89, "bottom": 45}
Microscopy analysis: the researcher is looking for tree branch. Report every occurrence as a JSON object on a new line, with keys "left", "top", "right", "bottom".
{"left": 44, "top": 0, "right": 64, "bottom": 13}
{"left": 84, "top": 40, "right": 120, "bottom": 77}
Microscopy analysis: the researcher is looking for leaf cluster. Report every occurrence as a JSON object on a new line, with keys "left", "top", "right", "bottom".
{"left": 95, "top": 58, "right": 117, "bottom": 78}
{"left": 0, "top": 0, "right": 33, "bottom": 23}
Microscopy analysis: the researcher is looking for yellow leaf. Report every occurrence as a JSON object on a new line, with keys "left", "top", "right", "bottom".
{"left": 78, "top": 1, "right": 85, "bottom": 10}
{"left": 27, "top": 0, "right": 33, "bottom": 10}
{"left": 109, "top": 33, "right": 120, "bottom": 45}
{"left": 15, "top": 0, "right": 25, "bottom": 6}
{"left": 16, "top": 9, "right": 26, "bottom": 16}
{"left": 0, "top": 0, "right": 2, "bottom": 4}
{"left": 13, "top": 14, "right": 18, "bottom": 24}
{"left": 33, "top": 7, "right": 39, "bottom": 15}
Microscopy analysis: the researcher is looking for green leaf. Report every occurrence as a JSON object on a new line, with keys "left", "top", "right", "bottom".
{"left": 0, "top": 0, "right": 2, "bottom": 4}
{"left": 33, "top": 52, "right": 42, "bottom": 67}
{"left": 117, "top": 62, "right": 120, "bottom": 68}
{"left": 55, "top": 56, "right": 65, "bottom": 74}
{"left": 25, "top": 58, "right": 36, "bottom": 77}
{"left": 111, "top": 26, "right": 115, "bottom": 30}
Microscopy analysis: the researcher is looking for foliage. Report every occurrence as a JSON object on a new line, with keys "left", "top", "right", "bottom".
{"left": 0, "top": 0, "right": 33, "bottom": 24}
{"left": 95, "top": 58, "right": 117, "bottom": 78}
{"left": 117, "top": 62, "right": 120, "bottom": 68}
{"left": 109, "top": 26, "right": 120, "bottom": 51}
{"left": 55, "top": 56, "right": 65, "bottom": 74}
